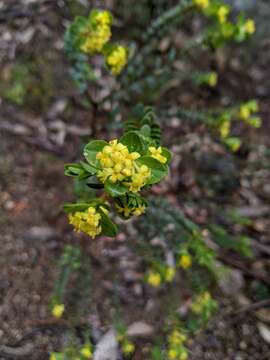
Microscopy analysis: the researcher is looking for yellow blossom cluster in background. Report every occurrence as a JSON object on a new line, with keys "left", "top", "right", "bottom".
{"left": 191, "top": 291, "right": 211, "bottom": 314}
{"left": 80, "top": 10, "right": 112, "bottom": 54}
{"left": 239, "top": 100, "right": 261, "bottom": 128}
{"left": 193, "top": 0, "right": 209, "bottom": 10}
{"left": 96, "top": 139, "right": 151, "bottom": 192}
{"left": 217, "top": 5, "right": 230, "bottom": 24}
{"left": 52, "top": 303, "right": 65, "bottom": 318}
{"left": 106, "top": 45, "right": 128, "bottom": 75}
{"left": 167, "top": 329, "right": 189, "bottom": 360}
{"left": 244, "top": 19, "right": 255, "bottom": 35}
{"left": 178, "top": 253, "right": 192, "bottom": 269}
{"left": 68, "top": 207, "right": 102, "bottom": 238}
{"left": 80, "top": 344, "right": 93, "bottom": 359}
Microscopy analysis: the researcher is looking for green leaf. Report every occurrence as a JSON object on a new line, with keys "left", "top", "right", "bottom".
{"left": 64, "top": 163, "right": 89, "bottom": 179}
{"left": 161, "top": 147, "right": 172, "bottom": 163}
{"left": 80, "top": 161, "right": 98, "bottom": 175}
{"left": 98, "top": 208, "right": 118, "bottom": 237}
{"left": 105, "top": 181, "right": 128, "bottom": 197}
{"left": 119, "top": 131, "right": 144, "bottom": 153}
{"left": 63, "top": 203, "right": 91, "bottom": 213}
{"left": 137, "top": 156, "right": 167, "bottom": 184}
{"left": 83, "top": 140, "right": 107, "bottom": 167}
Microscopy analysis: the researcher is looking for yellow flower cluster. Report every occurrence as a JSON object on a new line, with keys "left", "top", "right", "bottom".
{"left": 149, "top": 146, "right": 167, "bottom": 164}
{"left": 219, "top": 120, "right": 231, "bottom": 139}
{"left": 194, "top": 0, "right": 209, "bottom": 10}
{"left": 122, "top": 340, "right": 135, "bottom": 355}
{"left": 52, "top": 303, "right": 65, "bottom": 318}
{"left": 146, "top": 270, "right": 161, "bottom": 287}
{"left": 165, "top": 266, "right": 176, "bottom": 282}
{"left": 80, "top": 344, "right": 93, "bottom": 359}
{"left": 106, "top": 46, "right": 128, "bottom": 75}
{"left": 178, "top": 254, "right": 192, "bottom": 269}
{"left": 96, "top": 140, "right": 151, "bottom": 192}
{"left": 68, "top": 207, "right": 102, "bottom": 238}
{"left": 146, "top": 266, "right": 176, "bottom": 287}
{"left": 167, "top": 330, "right": 188, "bottom": 360}
{"left": 116, "top": 203, "right": 146, "bottom": 218}
{"left": 217, "top": 5, "right": 230, "bottom": 24}
{"left": 244, "top": 19, "right": 255, "bottom": 35}
{"left": 207, "top": 72, "right": 218, "bottom": 87}
{"left": 80, "top": 10, "right": 112, "bottom": 54}
{"left": 239, "top": 101, "right": 261, "bottom": 128}
{"left": 191, "top": 291, "right": 211, "bottom": 314}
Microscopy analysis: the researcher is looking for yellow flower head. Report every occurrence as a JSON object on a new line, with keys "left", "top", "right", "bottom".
{"left": 122, "top": 341, "right": 135, "bottom": 355}
{"left": 207, "top": 72, "right": 218, "bottom": 87}
{"left": 127, "top": 164, "right": 151, "bottom": 193}
{"left": 194, "top": 0, "right": 209, "bottom": 10}
{"left": 96, "top": 139, "right": 150, "bottom": 192}
{"left": 191, "top": 291, "right": 211, "bottom": 314}
{"left": 239, "top": 105, "right": 250, "bottom": 120}
{"left": 106, "top": 45, "right": 128, "bottom": 75}
{"left": 219, "top": 120, "right": 231, "bottom": 139}
{"left": 168, "top": 348, "right": 178, "bottom": 360}
{"left": 116, "top": 203, "right": 146, "bottom": 218}
{"left": 80, "top": 345, "right": 93, "bottom": 359}
{"left": 80, "top": 10, "right": 112, "bottom": 54}
{"left": 165, "top": 266, "right": 176, "bottom": 282}
{"left": 147, "top": 271, "right": 161, "bottom": 287}
{"left": 168, "top": 330, "right": 187, "bottom": 346}
{"left": 179, "top": 254, "right": 192, "bottom": 269}
{"left": 50, "top": 354, "right": 57, "bottom": 360}
{"left": 244, "top": 19, "right": 255, "bottom": 34}
{"left": 52, "top": 304, "right": 65, "bottom": 318}
{"left": 68, "top": 207, "right": 102, "bottom": 238}
{"left": 217, "top": 5, "right": 230, "bottom": 24}
{"left": 149, "top": 146, "right": 167, "bottom": 164}
{"left": 95, "top": 11, "right": 112, "bottom": 27}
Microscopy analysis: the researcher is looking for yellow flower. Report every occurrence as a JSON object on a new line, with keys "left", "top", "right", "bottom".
{"left": 219, "top": 121, "right": 230, "bottom": 139}
{"left": 168, "top": 348, "right": 178, "bottom": 360}
{"left": 191, "top": 292, "right": 211, "bottom": 314}
{"left": 217, "top": 6, "right": 230, "bottom": 24}
{"left": 50, "top": 354, "right": 57, "bottom": 360}
{"left": 68, "top": 207, "right": 102, "bottom": 238}
{"left": 147, "top": 271, "right": 161, "bottom": 287}
{"left": 244, "top": 19, "right": 255, "bottom": 34}
{"left": 52, "top": 304, "right": 65, "bottom": 318}
{"left": 80, "top": 345, "right": 92, "bottom": 359}
{"left": 179, "top": 254, "right": 192, "bottom": 269}
{"left": 239, "top": 105, "right": 250, "bottom": 120}
{"left": 179, "top": 349, "right": 188, "bottom": 360}
{"left": 165, "top": 267, "right": 176, "bottom": 282}
{"left": 122, "top": 341, "right": 135, "bottom": 355}
{"left": 106, "top": 46, "right": 128, "bottom": 75}
{"left": 80, "top": 10, "right": 112, "bottom": 54}
{"left": 132, "top": 205, "right": 146, "bottom": 216}
{"left": 96, "top": 139, "right": 143, "bottom": 188}
{"left": 194, "top": 0, "right": 209, "bottom": 10}
{"left": 149, "top": 146, "right": 167, "bottom": 164}
{"left": 95, "top": 11, "right": 112, "bottom": 27}
{"left": 207, "top": 72, "right": 218, "bottom": 87}
{"left": 168, "top": 330, "right": 187, "bottom": 346}
{"left": 127, "top": 164, "right": 151, "bottom": 192}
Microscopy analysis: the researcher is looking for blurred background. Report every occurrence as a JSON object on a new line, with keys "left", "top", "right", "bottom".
{"left": 0, "top": 0, "right": 270, "bottom": 359}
